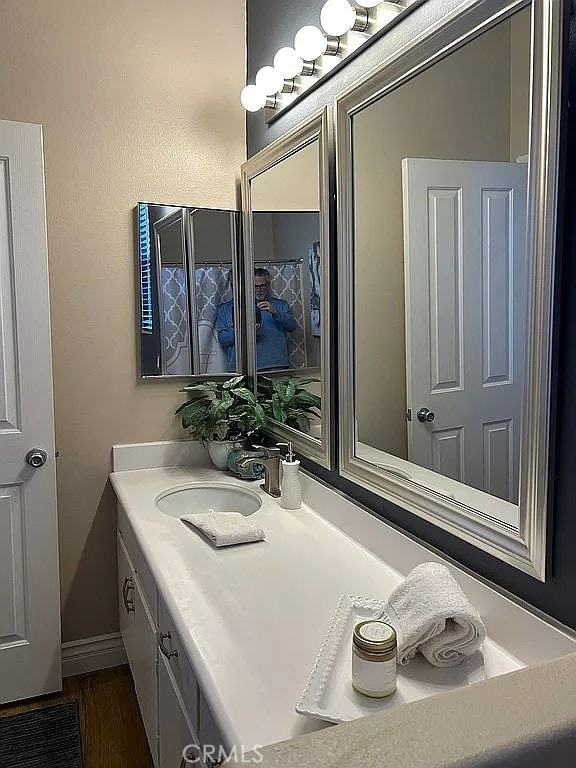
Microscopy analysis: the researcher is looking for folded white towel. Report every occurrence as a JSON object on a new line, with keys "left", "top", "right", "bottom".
{"left": 181, "top": 511, "right": 265, "bottom": 548}
{"left": 385, "top": 562, "right": 487, "bottom": 667}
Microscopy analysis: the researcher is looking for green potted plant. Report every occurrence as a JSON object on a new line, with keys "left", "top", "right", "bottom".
{"left": 257, "top": 375, "right": 321, "bottom": 434}
{"left": 176, "top": 376, "right": 267, "bottom": 469}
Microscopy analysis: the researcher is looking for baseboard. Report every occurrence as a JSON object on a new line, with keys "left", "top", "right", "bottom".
{"left": 61, "top": 632, "right": 127, "bottom": 678}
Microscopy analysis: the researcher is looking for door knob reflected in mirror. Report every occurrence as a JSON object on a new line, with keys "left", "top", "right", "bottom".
{"left": 416, "top": 408, "right": 435, "bottom": 423}
{"left": 25, "top": 449, "right": 48, "bottom": 468}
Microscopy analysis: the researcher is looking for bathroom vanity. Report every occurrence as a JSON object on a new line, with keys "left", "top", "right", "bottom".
{"left": 111, "top": 442, "right": 576, "bottom": 767}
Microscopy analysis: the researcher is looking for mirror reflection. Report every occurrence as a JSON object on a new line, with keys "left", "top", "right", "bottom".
{"left": 352, "top": 8, "right": 531, "bottom": 525}
{"left": 137, "top": 203, "right": 240, "bottom": 377}
{"left": 250, "top": 140, "right": 323, "bottom": 438}
{"left": 252, "top": 212, "right": 321, "bottom": 371}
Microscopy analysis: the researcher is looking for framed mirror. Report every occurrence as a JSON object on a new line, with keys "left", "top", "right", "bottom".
{"left": 241, "top": 108, "right": 332, "bottom": 468}
{"left": 336, "top": 0, "right": 562, "bottom": 579}
{"left": 136, "top": 203, "right": 243, "bottom": 378}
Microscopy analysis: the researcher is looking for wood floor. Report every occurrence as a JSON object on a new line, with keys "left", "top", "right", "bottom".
{"left": 0, "top": 666, "right": 154, "bottom": 768}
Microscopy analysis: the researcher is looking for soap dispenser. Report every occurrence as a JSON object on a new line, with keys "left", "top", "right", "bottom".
{"left": 277, "top": 442, "right": 302, "bottom": 510}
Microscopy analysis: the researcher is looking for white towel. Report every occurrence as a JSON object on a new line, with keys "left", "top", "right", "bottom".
{"left": 385, "top": 562, "right": 487, "bottom": 667}
{"left": 181, "top": 511, "right": 265, "bottom": 548}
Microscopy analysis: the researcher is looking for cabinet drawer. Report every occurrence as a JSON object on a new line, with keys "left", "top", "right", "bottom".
{"left": 158, "top": 598, "right": 199, "bottom": 732}
{"left": 117, "top": 503, "right": 157, "bottom": 622}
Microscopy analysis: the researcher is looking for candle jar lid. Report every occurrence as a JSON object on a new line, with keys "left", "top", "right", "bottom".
{"left": 353, "top": 620, "right": 397, "bottom": 654}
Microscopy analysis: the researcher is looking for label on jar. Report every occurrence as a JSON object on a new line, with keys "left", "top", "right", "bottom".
{"left": 352, "top": 653, "right": 397, "bottom": 697}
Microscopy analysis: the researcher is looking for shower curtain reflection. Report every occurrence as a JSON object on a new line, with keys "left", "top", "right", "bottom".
{"left": 195, "top": 265, "right": 233, "bottom": 374}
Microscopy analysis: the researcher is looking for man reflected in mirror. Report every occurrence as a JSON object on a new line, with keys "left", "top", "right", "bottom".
{"left": 217, "top": 268, "right": 297, "bottom": 371}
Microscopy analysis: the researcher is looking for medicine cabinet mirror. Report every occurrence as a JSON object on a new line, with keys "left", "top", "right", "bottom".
{"left": 337, "top": 0, "right": 562, "bottom": 579}
{"left": 137, "top": 203, "right": 243, "bottom": 378}
{"left": 241, "top": 108, "right": 332, "bottom": 468}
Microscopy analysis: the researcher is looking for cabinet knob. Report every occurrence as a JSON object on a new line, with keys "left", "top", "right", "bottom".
{"left": 122, "top": 577, "right": 135, "bottom": 614}
{"left": 159, "top": 631, "right": 179, "bottom": 659}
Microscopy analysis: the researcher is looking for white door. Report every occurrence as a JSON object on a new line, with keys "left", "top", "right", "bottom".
{"left": 403, "top": 158, "right": 527, "bottom": 504}
{"left": 0, "top": 120, "right": 61, "bottom": 702}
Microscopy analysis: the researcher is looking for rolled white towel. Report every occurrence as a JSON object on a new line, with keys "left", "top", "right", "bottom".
{"left": 181, "top": 511, "right": 265, "bottom": 548}
{"left": 384, "top": 562, "right": 487, "bottom": 667}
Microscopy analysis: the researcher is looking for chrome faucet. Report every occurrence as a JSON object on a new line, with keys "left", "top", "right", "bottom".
{"left": 239, "top": 445, "right": 282, "bottom": 498}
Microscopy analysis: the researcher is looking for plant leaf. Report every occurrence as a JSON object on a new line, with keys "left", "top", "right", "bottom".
{"left": 233, "top": 387, "right": 257, "bottom": 404}
{"left": 180, "top": 382, "right": 218, "bottom": 392}
{"left": 272, "top": 395, "right": 287, "bottom": 423}
{"left": 292, "top": 392, "right": 322, "bottom": 408}
{"left": 223, "top": 375, "right": 245, "bottom": 390}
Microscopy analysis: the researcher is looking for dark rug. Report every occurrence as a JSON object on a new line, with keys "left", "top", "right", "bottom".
{"left": 0, "top": 701, "right": 83, "bottom": 768}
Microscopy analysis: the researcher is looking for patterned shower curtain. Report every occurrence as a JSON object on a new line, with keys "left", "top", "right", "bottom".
{"left": 195, "top": 266, "right": 233, "bottom": 374}
{"left": 161, "top": 266, "right": 191, "bottom": 375}
{"left": 256, "top": 261, "right": 307, "bottom": 369}
{"left": 161, "top": 265, "right": 233, "bottom": 375}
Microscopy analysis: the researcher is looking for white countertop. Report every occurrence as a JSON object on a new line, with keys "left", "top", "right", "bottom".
{"left": 110, "top": 464, "right": 525, "bottom": 752}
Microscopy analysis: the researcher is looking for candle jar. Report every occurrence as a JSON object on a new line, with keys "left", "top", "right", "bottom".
{"left": 352, "top": 620, "right": 397, "bottom": 698}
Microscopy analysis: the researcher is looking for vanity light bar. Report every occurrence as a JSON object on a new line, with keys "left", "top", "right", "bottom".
{"left": 240, "top": 0, "right": 406, "bottom": 114}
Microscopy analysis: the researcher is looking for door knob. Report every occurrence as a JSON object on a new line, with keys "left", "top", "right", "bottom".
{"left": 25, "top": 448, "right": 48, "bottom": 468}
{"left": 416, "top": 408, "right": 435, "bottom": 423}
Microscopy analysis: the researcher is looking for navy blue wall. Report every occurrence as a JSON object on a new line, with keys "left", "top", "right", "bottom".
{"left": 246, "top": 0, "right": 576, "bottom": 628}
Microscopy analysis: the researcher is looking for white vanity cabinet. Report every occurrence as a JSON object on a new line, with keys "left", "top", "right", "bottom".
{"left": 118, "top": 532, "right": 158, "bottom": 764}
{"left": 117, "top": 521, "right": 225, "bottom": 768}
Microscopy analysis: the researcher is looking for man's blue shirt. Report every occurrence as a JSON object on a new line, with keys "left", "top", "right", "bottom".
{"left": 216, "top": 298, "right": 297, "bottom": 371}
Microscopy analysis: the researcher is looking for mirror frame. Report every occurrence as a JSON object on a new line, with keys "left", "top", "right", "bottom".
{"left": 136, "top": 203, "right": 245, "bottom": 381}
{"left": 336, "top": 0, "right": 562, "bottom": 580}
{"left": 241, "top": 107, "right": 333, "bottom": 469}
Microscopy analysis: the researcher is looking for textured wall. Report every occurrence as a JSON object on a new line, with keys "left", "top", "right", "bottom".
{"left": 246, "top": 0, "right": 576, "bottom": 629}
{"left": 0, "top": 0, "right": 245, "bottom": 642}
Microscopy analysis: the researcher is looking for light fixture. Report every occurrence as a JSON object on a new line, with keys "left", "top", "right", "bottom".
{"left": 320, "top": 0, "right": 369, "bottom": 36}
{"left": 241, "top": 0, "right": 409, "bottom": 117}
{"left": 255, "top": 66, "right": 285, "bottom": 95}
{"left": 294, "top": 25, "right": 340, "bottom": 62}
{"left": 373, "top": 2, "right": 404, "bottom": 25}
{"left": 240, "top": 85, "right": 275, "bottom": 113}
{"left": 273, "top": 47, "right": 315, "bottom": 78}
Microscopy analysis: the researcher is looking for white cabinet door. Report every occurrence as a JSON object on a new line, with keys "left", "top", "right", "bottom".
{"left": 118, "top": 532, "right": 158, "bottom": 765}
{"left": 198, "top": 693, "right": 226, "bottom": 768}
{"left": 0, "top": 120, "right": 60, "bottom": 703}
{"left": 118, "top": 532, "right": 135, "bottom": 652}
{"left": 158, "top": 654, "right": 199, "bottom": 768}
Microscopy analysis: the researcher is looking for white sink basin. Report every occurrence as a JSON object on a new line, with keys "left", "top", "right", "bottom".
{"left": 155, "top": 483, "right": 262, "bottom": 518}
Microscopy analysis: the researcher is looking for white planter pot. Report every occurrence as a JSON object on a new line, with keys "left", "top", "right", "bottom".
{"left": 207, "top": 440, "right": 245, "bottom": 470}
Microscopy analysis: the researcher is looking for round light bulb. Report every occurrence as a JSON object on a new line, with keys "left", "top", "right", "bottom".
{"left": 240, "top": 85, "right": 267, "bottom": 112}
{"left": 294, "top": 25, "right": 328, "bottom": 61}
{"left": 273, "top": 47, "right": 304, "bottom": 79}
{"left": 320, "top": 0, "right": 357, "bottom": 36}
{"left": 375, "top": 2, "right": 403, "bottom": 23}
{"left": 255, "top": 66, "right": 284, "bottom": 95}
